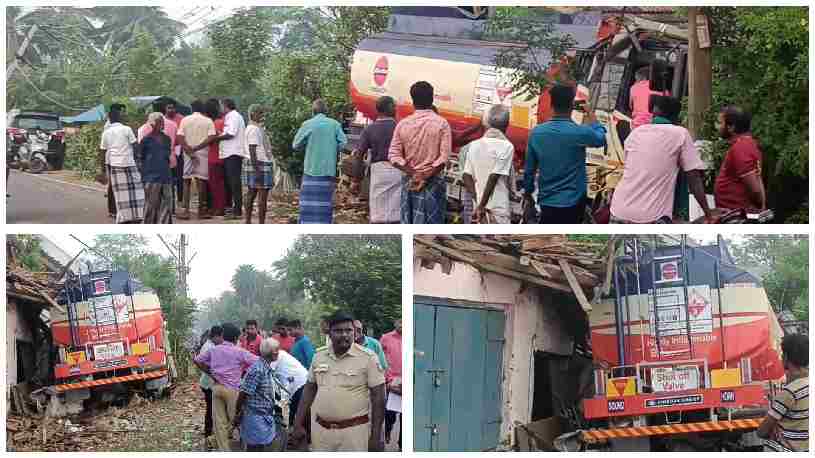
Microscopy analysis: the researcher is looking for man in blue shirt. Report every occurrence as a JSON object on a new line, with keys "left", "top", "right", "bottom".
{"left": 292, "top": 99, "right": 348, "bottom": 224}
{"left": 354, "top": 320, "right": 389, "bottom": 371}
{"left": 288, "top": 319, "right": 315, "bottom": 443}
{"left": 523, "top": 85, "right": 607, "bottom": 223}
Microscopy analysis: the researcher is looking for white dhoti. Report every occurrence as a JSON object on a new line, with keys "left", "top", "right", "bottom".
{"left": 369, "top": 161, "right": 402, "bottom": 223}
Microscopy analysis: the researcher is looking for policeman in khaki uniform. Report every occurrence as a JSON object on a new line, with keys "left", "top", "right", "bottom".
{"left": 292, "top": 311, "right": 386, "bottom": 451}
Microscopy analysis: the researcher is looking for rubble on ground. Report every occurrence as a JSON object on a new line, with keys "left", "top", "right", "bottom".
{"left": 7, "top": 381, "right": 205, "bottom": 452}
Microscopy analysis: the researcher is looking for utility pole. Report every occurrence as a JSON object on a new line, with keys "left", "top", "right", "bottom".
{"left": 687, "top": 7, "right": 713, "bottom": 139}
{"left": 157, "top": 234, "right": 194, "bottom": 300}
{"left": 6, "top": 24, "right": 38, "bottom": 80}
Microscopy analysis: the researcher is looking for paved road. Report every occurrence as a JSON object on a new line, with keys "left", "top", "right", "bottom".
{"left": 7, "top": 170, "right": 113, "bottom": 224}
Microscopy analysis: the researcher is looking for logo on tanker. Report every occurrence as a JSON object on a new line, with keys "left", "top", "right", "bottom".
{"left": 688, "top": 291, "right": 709, "bottom": 317}
{"left": 661, "top": 261, "right": 679, "bottom": 281}
{"left": 373, "top": 56, "right": 389, "bottom": 87}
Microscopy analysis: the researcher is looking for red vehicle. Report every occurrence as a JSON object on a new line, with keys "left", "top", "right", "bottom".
{"left": 349, "top": 8, "right": 690, "bottom": 217}
{"left": 48, "top": 268, "right": 172, "bottom": 413}
{"left": 579, "top": 236, "right": 783, "bottom": 451}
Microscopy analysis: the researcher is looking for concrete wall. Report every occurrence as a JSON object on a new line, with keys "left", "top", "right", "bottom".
{"left": 414, "top": 259, "right": 573, "bottom": 447}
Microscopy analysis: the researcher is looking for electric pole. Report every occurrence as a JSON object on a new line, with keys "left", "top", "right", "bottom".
{"left": 687, "top": 7, "right": 713, "bottom": 139}
{"left": 157, "top": 234, "right": 195, "bottom": 300}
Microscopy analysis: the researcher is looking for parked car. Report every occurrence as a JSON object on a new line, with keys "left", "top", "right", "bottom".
{"left": 7, "top": 111, "right": 66, "bottom": 170}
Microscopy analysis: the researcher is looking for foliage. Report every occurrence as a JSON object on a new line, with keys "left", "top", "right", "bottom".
{"left": 274, "top": 235, "right": 402, "bottom": 337}
{"left": 126, "top": 31, "right": 169, "bottom": 96}
{"left": 196, "top": 262, "right": 326, "bottom": 342}
{"left": 8, "top": 235, "right": 45, "bottom": 271}
{"left": 698, "top": 7, "right": 808, "bottom": 222}
{"left": 64, "top": 110, "right": 141, "bottom": 178}
{"left": 730, "top": 235, "right": 808, "bottom": 321}
{"left": 484, "top": 7, "right": 578, "bottom": 99}
{"left": 207, "top": 7, "right": 275, "bottom": 105}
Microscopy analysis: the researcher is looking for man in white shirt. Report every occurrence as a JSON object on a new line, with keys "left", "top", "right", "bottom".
{"left": 99, "top": 106, "right": 144, "bottom": 223}
{"left": 243, "top": 104, "right": 274, "bottom": 224}
{"left": 214, "top": 99, "right": 247, "bottom": 219}
{"left": 462, "top": 104, "right": 515, "bottom": 224}
{"left": 100, "top": 103, "right": 126, "bottom": 218}
{"left": 178, "top": 100, "right": 217, "bottom": 220}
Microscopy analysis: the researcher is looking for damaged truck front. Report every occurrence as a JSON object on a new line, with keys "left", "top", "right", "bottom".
{"left": 35, "top": 269, "right": 174, "bottom": 417}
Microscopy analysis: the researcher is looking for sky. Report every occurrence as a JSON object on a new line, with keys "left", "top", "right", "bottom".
{"left": 44, "top": 233, "right": 297, "bottom": 303}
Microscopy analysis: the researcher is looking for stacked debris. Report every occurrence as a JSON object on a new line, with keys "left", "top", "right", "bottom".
{"left": 414, "top": 235, "right": 613, "bottom": 311}
{"left": 6, "top": 268, "right": 62, "bottom": 310}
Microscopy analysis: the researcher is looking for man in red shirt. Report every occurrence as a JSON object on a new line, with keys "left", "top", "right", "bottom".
{"left": 714, "top": 105, "right": 767, "bottom": 211}
{"left": 271, "top": 318, "right": 295, "bottom": 352}
{"left": 380, "top": 318, "right": 402, "bottom": 447}
{"left": 239, "top": 319, "right": 261, "bottom": 356}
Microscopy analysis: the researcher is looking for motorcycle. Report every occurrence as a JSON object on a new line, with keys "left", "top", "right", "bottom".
{"left": 7, "top": 127, "right": 49, "bottom": 174}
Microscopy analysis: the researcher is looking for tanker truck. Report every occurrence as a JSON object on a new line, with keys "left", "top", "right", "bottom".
{"left": 576, "top": 235, "right": 784, "bottom": 451}
{"left": 40, "top": 268, "right": 173, "bottom": 416}
{"left": 349, "top": 7, "right": 690, "bottom": 220}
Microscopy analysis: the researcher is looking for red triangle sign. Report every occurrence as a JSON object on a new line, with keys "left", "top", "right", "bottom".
{"left": 612, "top": 378, "right": 629, "bottom": 395}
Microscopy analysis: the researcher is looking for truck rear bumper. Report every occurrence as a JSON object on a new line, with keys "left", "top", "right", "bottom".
{"left": 581, "top": 418, "right": 761, "bottom": 442}
{"left": 52, "top": 369, "right": 168, "bottom": 393}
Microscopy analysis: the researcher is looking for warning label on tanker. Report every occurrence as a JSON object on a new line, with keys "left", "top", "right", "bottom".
{"left": 648, "top": 285, "right": 713, "bottom": 336}
{"left": 645, "top": 394, "right": 703, "bottom": 409}
{"left": 473, "top": 66, "right": 513, "bottom": 115}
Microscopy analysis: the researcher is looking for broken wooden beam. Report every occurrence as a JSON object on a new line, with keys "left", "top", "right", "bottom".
{"left": 415, "top": 238, "right": 573, "bottom": 293}
{"left": 559, "top": 259, "right": 593, "bottom": 312}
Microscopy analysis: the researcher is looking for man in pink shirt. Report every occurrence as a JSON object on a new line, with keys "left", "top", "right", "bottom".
{"left": 629, "top": 67, "right": 669, "bottom": 130}
{"left": 379, "top": 318, "right": 402, "bottom": 446}
{"left": 388, "top": 81, "right": 452, "bottom": 224}
{"left": 611, "top": 96, "right": 715, "bottom": 224}
{"left": 194, "top": 323, "right": 258, "bottom": 451}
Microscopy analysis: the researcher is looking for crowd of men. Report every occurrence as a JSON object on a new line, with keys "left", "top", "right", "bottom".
{"left": 315, "top": 77, "right": 767, "bottom": 224}
{"left": 194, "top": 313, "right": 402, "bottom": 452}
{"left": 100, "top": 98, "right": 277, "bottom": 224}
{"left": 98, "top": 74, "right": 766, "bottom": 225}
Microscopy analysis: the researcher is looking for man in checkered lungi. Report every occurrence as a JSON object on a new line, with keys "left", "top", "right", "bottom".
{"left": 100, "top": 106, "right": 145, "bottom": 223}
{"left": 242, "top": 105, "right": 275, "bottom": 224}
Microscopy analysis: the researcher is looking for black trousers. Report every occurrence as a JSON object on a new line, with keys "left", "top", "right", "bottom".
{"left": 538, "top": 195, "right": 586, "bottom": 224}
{"left": 289, "top": 386, "right": 311, "bottom": 442}
{"left": 202, "top": 387, "right": 213, "bottom": 437}
{"left": 224, "top": 156, "right": 243, "bottom": 215}
{"left": 174, "top": 153, "right": 184, "bottom": 202}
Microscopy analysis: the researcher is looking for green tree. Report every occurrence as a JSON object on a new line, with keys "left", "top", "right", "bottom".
{"left": 730, "top": 235, "right": 808, "bottom": 321}
{"left": 484, "top": 7, "right": 578, "bottom": 99}
{"left": 274, "top": 235, "right": 401, "bottom": 337}
{"left": 207, "top": 7, "right": 275, "bottom": 103}
{"left": 127, "top": 30, "right": 169, "bottom": 96}
{"left": 699, "top": 7, "right": 808, "bottom": 222}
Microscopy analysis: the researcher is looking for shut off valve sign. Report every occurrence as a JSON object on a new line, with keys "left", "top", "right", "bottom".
{"left": 648, "top": 285, "right": 714, "bottom": 336}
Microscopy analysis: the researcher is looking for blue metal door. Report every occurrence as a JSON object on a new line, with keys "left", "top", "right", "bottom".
{"left": 414, "top": 298, "right": 505, "bottom": 451}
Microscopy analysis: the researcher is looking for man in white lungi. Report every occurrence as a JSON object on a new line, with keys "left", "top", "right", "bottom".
{"left": 356, "top": 96, "right": 401, "bottom": 224}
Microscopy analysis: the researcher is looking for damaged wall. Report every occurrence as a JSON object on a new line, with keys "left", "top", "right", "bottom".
{"left": 414, "top": 259, "right": 577, "bottom": 448}
{"left": 502, "top": 286, "right": 575, "bottom": 446}
{"left": 414, "top": 258, "right": 520, "bottom": 304}
{"left": 7, "top": 300, "right": 35, "bottom": 386}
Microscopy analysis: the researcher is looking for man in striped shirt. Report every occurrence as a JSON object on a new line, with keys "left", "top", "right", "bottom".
{"left": 759, "top": 333, "right": 808, "bottom": 451}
